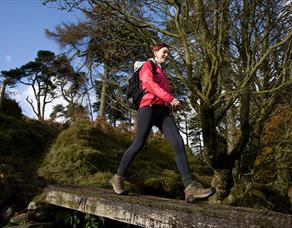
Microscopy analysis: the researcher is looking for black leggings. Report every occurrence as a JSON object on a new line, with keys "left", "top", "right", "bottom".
{"left": 117, "top": 105, "right": 191, "bottom": 179}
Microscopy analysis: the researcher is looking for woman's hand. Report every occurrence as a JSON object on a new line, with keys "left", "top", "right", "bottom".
{"left": 170, "top": 98, "right": 181, "bottom": 107}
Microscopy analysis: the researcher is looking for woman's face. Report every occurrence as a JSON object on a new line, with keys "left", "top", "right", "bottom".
{"left": 154, "top": 47, "right": 169, "bottom": 64}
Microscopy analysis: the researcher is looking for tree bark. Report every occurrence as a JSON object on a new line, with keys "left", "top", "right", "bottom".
{"left": 97, "top": 63, "right": 109, "bottom": 119}
{"left": 0, "top": 79, "right": 7, "bottom": 110}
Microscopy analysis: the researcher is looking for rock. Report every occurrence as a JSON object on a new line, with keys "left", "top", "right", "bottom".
{"left": 9, "top": 203, "right": 54, "bottom": 226}
{"left": 28, "top": 201, "right": 41, "bottom": 210}
{"left": 7, "top": 222, "right": 55, "bottom": 228}
{"left": 27, "top": 201, "right": 36, "bottom": 210}
{"left": 1, "top": 206, "right": 15, "bottom": 222}
{"left": 9, "top": 212, "right": 31, "bottom": 225}
{"left": 25, "top": 200, "right": 56, "bottom": 226}
{"left": 31, "top": 210, "right": 49, "bottom": 222}
{"left": 27, "top": 201, "right": 53, "bottom": 211}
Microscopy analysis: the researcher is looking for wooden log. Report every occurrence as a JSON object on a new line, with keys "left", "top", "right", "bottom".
{"left": 43, "top": 185, "right": 291, "bottom": 228}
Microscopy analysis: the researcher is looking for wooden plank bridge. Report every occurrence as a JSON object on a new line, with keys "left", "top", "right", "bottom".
{"left": 43, "top": 185, "right": 292, "bottom": 228}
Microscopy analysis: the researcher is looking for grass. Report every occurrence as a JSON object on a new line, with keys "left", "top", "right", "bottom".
{"left": 37, "top": 119, "right": 213, "bottom": 199}
{"left": 0, "top": 112, "right": 62, "bottom": 211}
{"left": 1, "top": 112, "right": 290, "bottom": 220}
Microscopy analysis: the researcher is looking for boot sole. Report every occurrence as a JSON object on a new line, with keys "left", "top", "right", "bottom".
{"left": 114, "top": 191, "right": 128, "bottom": 196}
{"left": 186, "top": 188, "right": 216, "bottom": 203}
{"left": 109, "top": 180, "right": 128, "bottom": 196}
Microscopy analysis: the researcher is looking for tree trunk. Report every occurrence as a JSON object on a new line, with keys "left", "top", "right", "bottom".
{"left": 0, "top": 79, "right": 7, "bottom": 110}
{"left": 226, "top": 107, "right": 238, "bottom": 154}
{"left": 273, "top": 146, "right": 291, "bottom": 196}
{"left": 97, "top": 64, "right": 109, "bottom": 119}
{"left": 199, "top": 105, "right": 216, "bottom": 164}
{"left": 87, "top": 91, "right": 94, "bottom": 121}
{"left": 37, "top": 97, "right": 43, "bottom": 121}
{"left": 199, "top": 101, "right": 241, "bottom": 204}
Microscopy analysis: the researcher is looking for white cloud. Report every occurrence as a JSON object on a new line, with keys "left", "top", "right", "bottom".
{"left": 17, "top": 85, "right": 68, "bottom": 120}
{"left": 45, "top": 95, "right": 68, "bottom": 120}
{"left": 9, "top": 82, "right": 97, "bottom": 122}
{"left": 4, "top": 55, "right": 12, "bottom": 63}
{"left": 9, "top": 84, "right": 34, "bottom": 118}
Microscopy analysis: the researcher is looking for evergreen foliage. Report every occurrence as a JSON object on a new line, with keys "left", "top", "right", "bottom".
{"left": 0, "top": 96, "right": 22, "bottom": 119}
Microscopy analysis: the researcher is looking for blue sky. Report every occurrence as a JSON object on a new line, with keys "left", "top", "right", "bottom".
{"left": 0, "top": 0, "right": 81, "bottom": 118}
{"left": 0, "top": 0, "right": 80, "bottom": 71}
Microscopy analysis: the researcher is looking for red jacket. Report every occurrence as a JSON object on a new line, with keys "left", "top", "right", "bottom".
{"left": 139, "top": 60, "right": 174, "bottom": 109}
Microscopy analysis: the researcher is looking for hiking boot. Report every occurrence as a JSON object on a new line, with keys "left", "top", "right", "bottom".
{"left": 184, "top": 182, "right": 215, "bottom": 203}
{"left": 109, "top": 174, "right": 128, "bottom": 195}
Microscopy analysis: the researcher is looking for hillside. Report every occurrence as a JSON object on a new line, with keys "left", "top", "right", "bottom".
{"left": 1, "top": 114, "right": 290, "bottom": 227}
{"left": 0, "top": 113, "right": 62, "bottom": 226}
{"left": 37, "top": 119, "right": 213, "bottom": 199}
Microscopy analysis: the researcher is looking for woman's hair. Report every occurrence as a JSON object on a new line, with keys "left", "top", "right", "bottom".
{"left": 152, "top": 43, "right": 169, "bottom": 53}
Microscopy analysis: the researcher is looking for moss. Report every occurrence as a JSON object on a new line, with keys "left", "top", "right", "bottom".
{"left": 196, "top": 175, "right": 213, "bottom": 187}
{"left": 227, "top": 180, "right": 274, "bottom": 210}
{"left": 38, "top": 120, "right": 183, "bottom": 197}
{"left": 142, "top": 169, "right": 184, "bottom": 198}
{"left": 0, "top": 113, "right": 61, "bottom": 155}
{"left": 188, "top": 155, "right": 214, "bottom": 176}
{"left": 78, "top": 172, "right": 112, "bottom": 189}
{"left": 32, "top": 193, "right": 46, "bottom": 202}
{"left": 254, "top": 147, "right": 277, "bottom": 183}
{"left": 0, "top": 113, "right": 63, "bottom": 225}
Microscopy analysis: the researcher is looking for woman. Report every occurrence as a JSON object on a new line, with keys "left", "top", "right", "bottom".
{"left": 110, "top": 43, "right": 215, "bottom": 203}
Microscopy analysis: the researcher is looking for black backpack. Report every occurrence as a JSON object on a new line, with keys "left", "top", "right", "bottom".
{"left": 125, "top": 60, "right": 156, "bottom": 110}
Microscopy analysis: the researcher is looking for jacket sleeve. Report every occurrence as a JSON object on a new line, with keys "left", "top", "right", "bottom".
{"left": 140, "top": 61, "right": 174, "bottom": 103}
